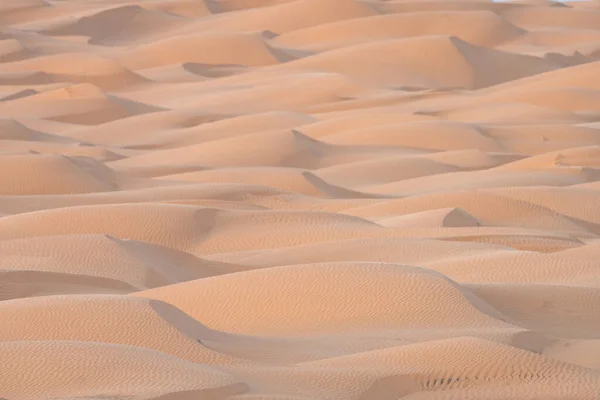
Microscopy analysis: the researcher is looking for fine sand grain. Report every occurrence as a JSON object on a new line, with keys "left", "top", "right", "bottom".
{"left": 1, "top": 0, "right": 600, "bottom": 399}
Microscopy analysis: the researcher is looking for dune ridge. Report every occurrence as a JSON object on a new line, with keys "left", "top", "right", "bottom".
{"left": 1, "top": 0, "right": 600, "bottom": 399}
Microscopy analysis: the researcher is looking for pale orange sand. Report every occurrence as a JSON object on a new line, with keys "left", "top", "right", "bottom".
{"left": 1, "top": 0, "right": 600, "bottom": 399}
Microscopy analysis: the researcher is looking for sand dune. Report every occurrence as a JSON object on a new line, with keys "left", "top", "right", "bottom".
{"left": 244, "top": 35, "right": 560, "bottom": 90}
{"left": 0, "top": 118, "right": 74, "bottom": 142}
{"left": 108, "top": 129, "right": 404, "bottom": 169}
{"left": 322, "top": 120, "right": 502, "bottom": 151}
{"left": 302, "top": 337, "right": 600, "bottom": 397}
{"left": 0, "top": 53, "right": 148, "bottom": 90}
{"left": 500, "top": 4, "right": 600, "bottom": 30}
{"left": 0, "top": 204, "right": 415, "bottom": 255}
{"left": 0, "top": 234, "right": 242, "bottom": 292}
{"left": 134, "top": 262, "right": 511, "bottom": 335}
{"left": 315, "top": 155, "right": 460, "bottom": 188}
{"left": 378, "top": 207, "right": 482, "bottom": 228}
{"left": 344, "top": 189, "right": 599, "bottom": 235}
{"left": 0, "top": 83, "right": 163, "bottom": 124}
{"left": 119, "top": 31, "right": 294, "bottom": 69}
{"left": 159, "top": 167, "right": 327, "bottom": 196}
{"left": 143, "top": 0, "right": 217, "bottom": 17}
{"left": 68, "top": 110, "right": 315, "bottom": 149}
{"left": 0, "top": 182, "right": 373, "bottom": 215}
{"left": 0, "top": 140, "right": 125, "bottom": 161}
{"left": 468, "top": 283, "right": 600, "bottom": 338}
{"left": 0, "top": 154, "right": 121, "bottom": 194}
{"left": 0, "top": 39, "right": 29, "bottom": 62}
{"left": 273, "top": 10, "right": 525, "bottom": 51}
{"left": 2, "top": 0, "right": 600, "bottom": 399}
{"left": 370, "top": 0, "right": 520, "bottom": 14}
{"left": 225, "top": 237, "right": 510, "bottom": 267}
{"left": 178, "top": 0, "right": 378, "bottom": 34}
{"left": 0, "top": 295, "right": 258, "bottom": 366}
{"left": 40, "top": 5, "right": 184, "bottom": 45}
{"left": 0, "top": 340, "right": 244, "bottom": 400}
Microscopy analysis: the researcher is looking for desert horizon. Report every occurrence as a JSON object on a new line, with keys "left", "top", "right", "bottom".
{"left": 1, "top": 0, "right": 600, "bottom": 399}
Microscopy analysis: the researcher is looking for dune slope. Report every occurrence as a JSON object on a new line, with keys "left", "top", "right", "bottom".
{"left": 1, "top": 0, "right": 600, "bottom": 399}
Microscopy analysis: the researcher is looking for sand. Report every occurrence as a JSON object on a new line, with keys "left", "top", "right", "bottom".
{"left": 1, "top": 0, "right": 600, "bottom": 399}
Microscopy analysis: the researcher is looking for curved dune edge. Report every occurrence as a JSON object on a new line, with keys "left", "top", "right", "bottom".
{"left": 2, "top": 0, "right": 600, "bottom": 399}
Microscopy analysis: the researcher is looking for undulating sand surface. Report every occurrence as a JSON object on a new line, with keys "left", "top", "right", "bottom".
{"left": 1, "top": 0, "right": 600, "bottom": 399}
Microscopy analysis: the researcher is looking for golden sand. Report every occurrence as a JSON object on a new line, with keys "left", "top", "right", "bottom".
{"left": 1, "top": 1, "right": 600, "bottom": 399}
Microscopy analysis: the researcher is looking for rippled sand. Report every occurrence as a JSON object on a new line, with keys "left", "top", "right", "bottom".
{"left": 1, "top": 1, "right": 600, "bottom": 399}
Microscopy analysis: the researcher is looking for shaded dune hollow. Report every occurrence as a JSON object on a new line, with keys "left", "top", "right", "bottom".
{"left": 1, "top": 0, "right": 600, "bottom": 399}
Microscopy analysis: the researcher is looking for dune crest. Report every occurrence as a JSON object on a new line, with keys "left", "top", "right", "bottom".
{"left": 1, "top": 0, "right": 600, "bottom": 399}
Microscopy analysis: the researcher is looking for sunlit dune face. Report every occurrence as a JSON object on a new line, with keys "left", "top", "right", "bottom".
{"left": 1, "top": 0, "right": 600, "bottom": 399}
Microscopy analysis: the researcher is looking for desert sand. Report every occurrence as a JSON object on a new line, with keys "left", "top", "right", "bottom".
{"left": 1, "top": 0, "right": 600, "bottom": 399}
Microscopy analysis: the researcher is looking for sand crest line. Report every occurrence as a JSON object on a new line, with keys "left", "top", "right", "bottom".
{"left": 1, "top": 0, "right": 600, "bottom": 399}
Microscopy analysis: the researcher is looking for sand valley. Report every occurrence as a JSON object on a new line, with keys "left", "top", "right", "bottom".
{"left": 1, "top": 0, "right": 600, "bottom": 399}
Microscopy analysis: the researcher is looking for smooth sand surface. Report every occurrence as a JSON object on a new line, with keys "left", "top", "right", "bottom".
{"left": 1, "top": 0, "right": 600, "bottom": 399}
